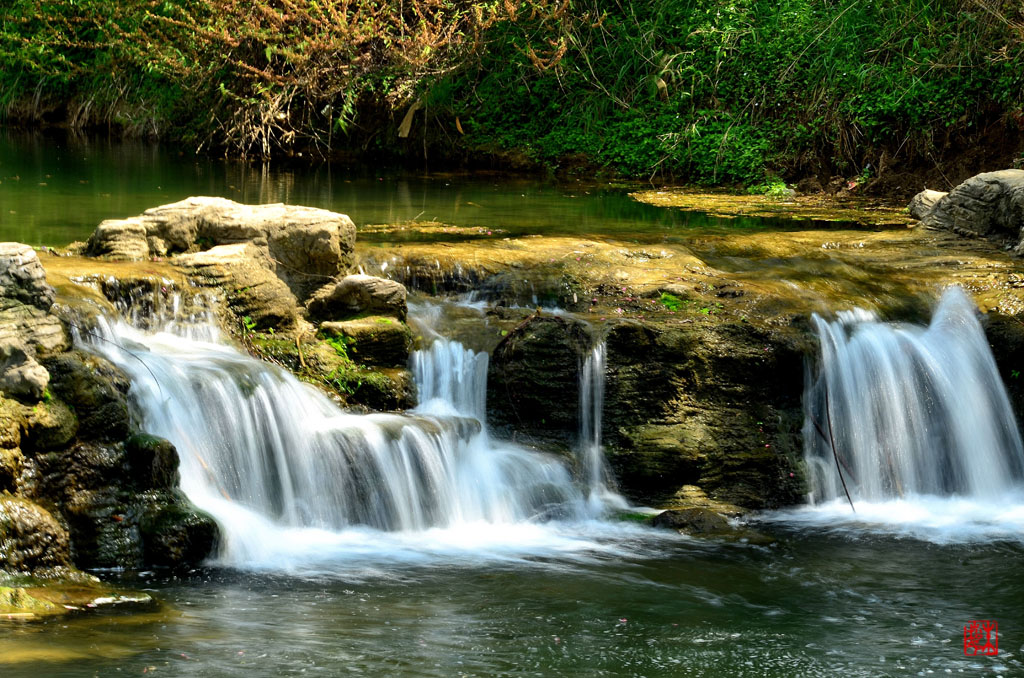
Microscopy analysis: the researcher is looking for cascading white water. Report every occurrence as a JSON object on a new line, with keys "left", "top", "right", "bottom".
{"left": 76, "top": 299, "right": 638, "bottom": 570}
{"left": 804, "top": 287, "right": 1024, "bottom": 506}
{"left": 579, "top": 342, "right": 627, "bottom": 511}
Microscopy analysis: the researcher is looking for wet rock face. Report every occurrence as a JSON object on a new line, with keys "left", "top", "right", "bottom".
{"left": 919, "top": 170, "right": 1024, "bottom": 250}
{"left": 42, "top": 351, "right": 131, "bottom": 442}
{"left": 0, "top": 497, "right": 72, "bottom": 572}
{"left": 603, "top": 321, "right": 807, "bottom": 508}
{"left": 27, "top": 438, "right": 218, "bottom": 570}
{"left": 485, "top": 313, "right": 807, "bottom": 509}
{"left": 307, "top": 274, "right": 408, "bottom": 322}
{"left": 86, "top": 197, "right": 356, "bottom": 299}
{"left": 487, "top": 314, "right": 592, "bottom": 447}
{"left": 0, "top": 243, "right": 219, "bottom": 575}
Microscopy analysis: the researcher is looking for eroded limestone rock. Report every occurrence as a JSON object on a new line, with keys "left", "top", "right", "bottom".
{"left": 86, "top": 197, "right": 355, "bottom": 299}
{"left": 0, "top": 339, "right": 49, "bottom": 401}
{"left": 307, "top": 274, "right": 408, "bottom": 321}
{"left": 920, "top": 170, "right": 1024, "bottom": 250}
{"left": 178, "top": 242, "right": 299, "bottom": 330}
{"left": 0, "top": 243, "right": 55, "bottom": 310}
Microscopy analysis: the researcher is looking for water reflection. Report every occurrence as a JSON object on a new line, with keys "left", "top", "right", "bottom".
{"left": 0, "top": 130, "right": 792, "bottom": 246}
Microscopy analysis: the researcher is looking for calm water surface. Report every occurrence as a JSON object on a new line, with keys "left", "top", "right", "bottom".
{"left": 0, "top": 131, "right": 818, "bottom": 247}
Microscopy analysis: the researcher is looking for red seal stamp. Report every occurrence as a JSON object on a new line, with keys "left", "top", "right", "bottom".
{"left": 963, "top": 620, "right": 998, "bottom": 656}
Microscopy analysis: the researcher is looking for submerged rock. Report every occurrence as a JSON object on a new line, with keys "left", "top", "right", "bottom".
{"left": 0, "top": 582, "right": 155, "bottom": 620}
{"left": 652, "top": 507, "right": 731, "bottom": 534}
{"left": 920, "top": 170, "right": 1024, "bottom": 250}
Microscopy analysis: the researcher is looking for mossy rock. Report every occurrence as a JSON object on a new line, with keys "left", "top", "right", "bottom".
{"left": 0, "top": 497, "right": 72, "bottom": 572}
{"left": 23, "top": 397, "right": 78, "bottom": 452}
{"left": 247, "top": 335, "right": 414, "bottom": 411}
{"left": 125, "top": 434, "right": 180, "bottom": 491}
{"left": 319, "top": 316, "right": 412, "bottom": 367}
{"left": 40, "top": 351, "right": 130, "bottom": 442}
{"left": 139, "top": 492, "right": 218, "bottom": 569}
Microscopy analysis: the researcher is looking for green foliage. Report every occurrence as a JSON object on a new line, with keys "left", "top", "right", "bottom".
{"left": 321, "top": 334, "right": 352, "bottom": 359}
{"left": 659, "top": 293, "right": 685, "bottom": 311}
{"left": 747, "top": 176, "right": 791, "bottom": 198}
{"left": 2, "top": 0, "right": 1023, "bottom": 183}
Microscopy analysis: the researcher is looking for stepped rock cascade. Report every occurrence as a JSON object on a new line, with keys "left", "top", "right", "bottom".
{"left": 804, "top": 287, "right": 1024, "bottom": 504}
{"left": 77, "top": 301, "right": 614, "bottom": 567}
{"left": 579, "top": 342, "right": 627, "bottom": 511}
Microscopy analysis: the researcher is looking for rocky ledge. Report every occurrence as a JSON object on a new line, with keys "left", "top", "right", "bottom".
{"left": 0, "top": 244, "right": 218, "bottom": 617}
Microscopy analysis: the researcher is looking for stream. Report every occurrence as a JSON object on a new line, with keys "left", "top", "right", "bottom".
{"left": 1, "top": 132, "right": 1022, "bottom": 676}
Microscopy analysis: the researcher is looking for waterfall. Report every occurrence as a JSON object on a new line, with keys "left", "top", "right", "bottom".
{"left": 804, "top": 287, "right": 1024, "bottom": 504}
{"left": 77, "top": 300, "right": 625, "bottom": 568}
{"left": 579, "top": 342, "right": 627, "bottom": 511}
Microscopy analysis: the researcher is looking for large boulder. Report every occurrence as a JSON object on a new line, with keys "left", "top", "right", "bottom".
{"left": 86, "top": 197, "right": 356, "bottom": 299}
{"left": 307, "top": 274, "right": 408, "bottom": 321}
{"left": 919, "top": 170, "right": 1024, "bottom": 250}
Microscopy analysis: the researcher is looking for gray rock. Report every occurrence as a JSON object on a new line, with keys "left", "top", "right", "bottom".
{"left": 0, "top": 303, "right": 69, "bottom": 357}
{"left": 0, "top": 243, "right": 56, "bottom": 310}
{"left": 921, "top": 170, "right": 1024, "bottom": 250}
{"left": 307, "top": 274, "right": 408, "bottom": 321}
{"left": 86, "top": 197, "right": 355, "bottom": 300}
{"left": 0, "top": 339, "right": 49, "bottom": 401}
{"left": 908, "top": 189, "right": 947, "bottom": 221}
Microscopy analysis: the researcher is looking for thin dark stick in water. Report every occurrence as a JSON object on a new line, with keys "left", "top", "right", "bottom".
{"left": 825, "top": 387, "right": 856, "bottom": 513}
{"left": 808, "top": 411, "right": 856, "bottom": 481}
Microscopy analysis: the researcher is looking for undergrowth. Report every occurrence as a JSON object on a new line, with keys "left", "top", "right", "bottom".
{"left": 2, "top": 0, "right": 1023, "bottom": 185}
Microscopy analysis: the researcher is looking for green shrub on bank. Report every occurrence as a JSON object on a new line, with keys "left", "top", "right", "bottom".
{"left": 1, "top": 0, "right": 1022, "bottom": 186}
